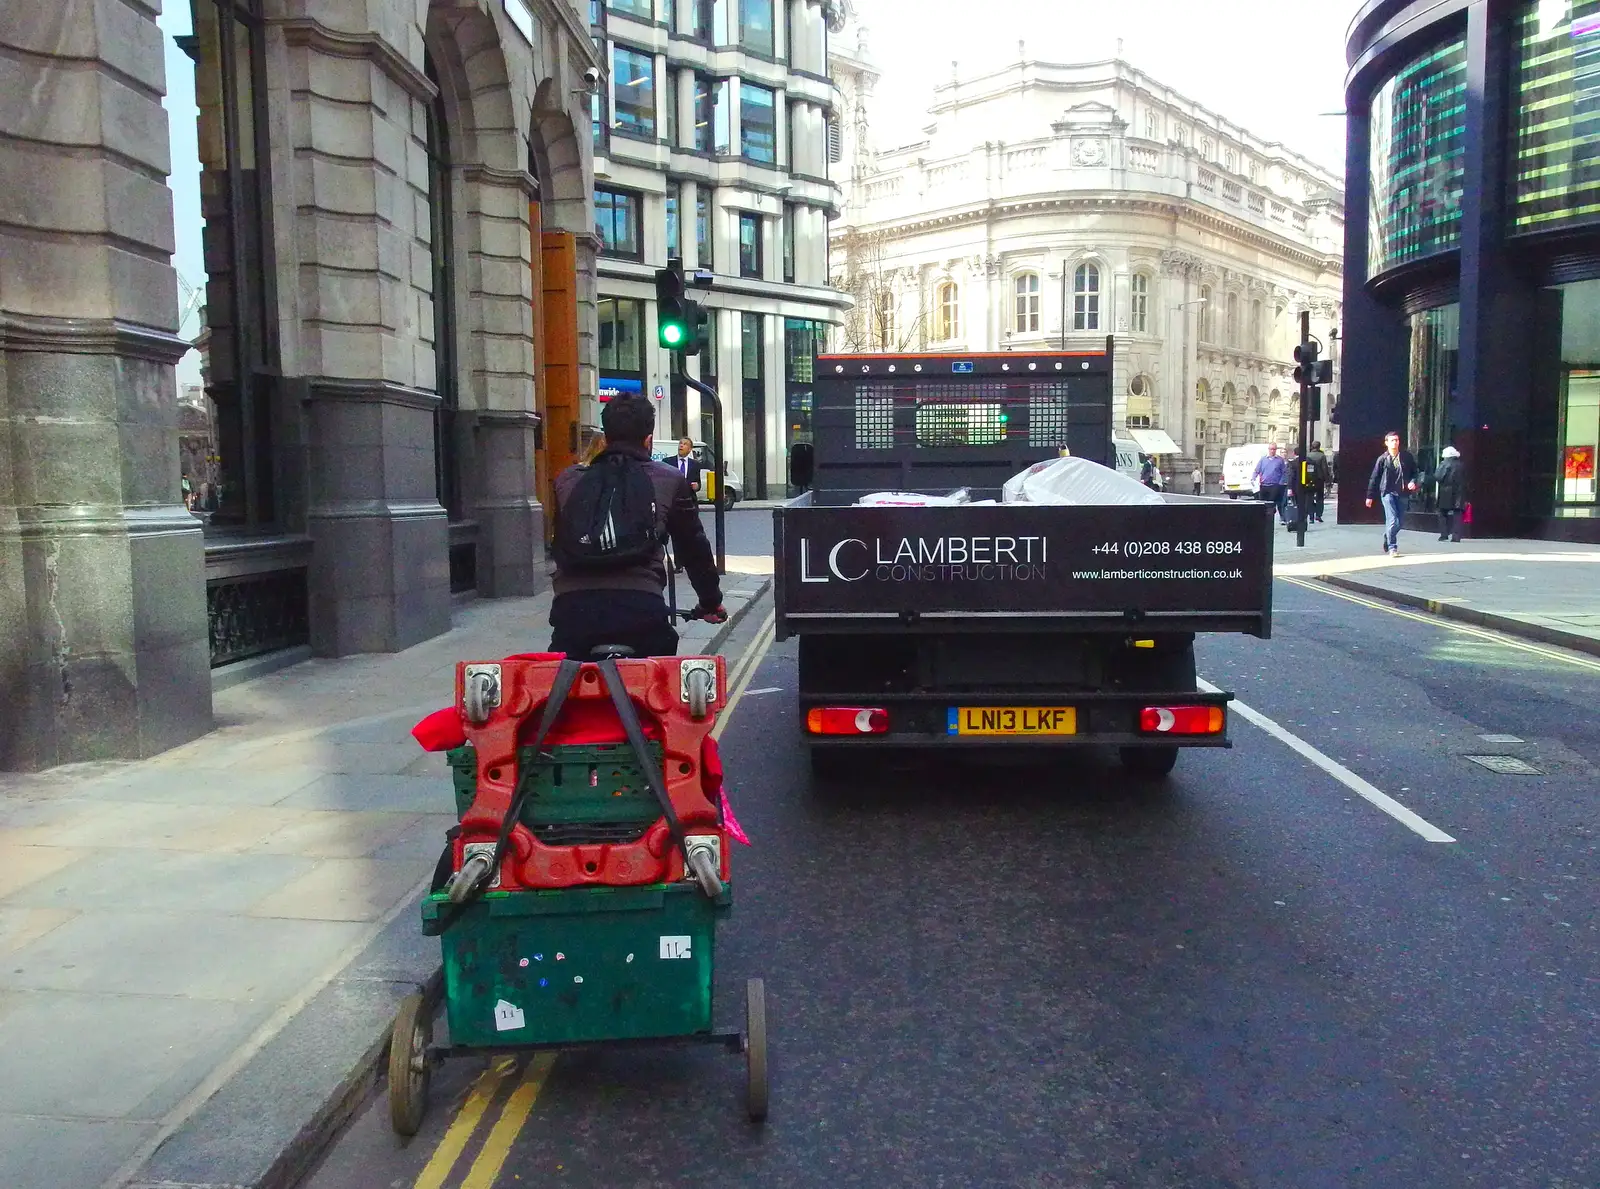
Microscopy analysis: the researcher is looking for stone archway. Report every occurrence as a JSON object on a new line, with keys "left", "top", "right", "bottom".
{"left": 424, "top": 2, "right": 543, "bottom": 597}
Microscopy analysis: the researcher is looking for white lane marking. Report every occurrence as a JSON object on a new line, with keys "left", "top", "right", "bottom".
{"left": 1199, "top": 679, "right": 1456, "bottom": 844}
{"left": 713, "top": 618, "right": 777, "bottom": 743}
{"left": 744, "top": 687, "right": 784, "bottom": 696}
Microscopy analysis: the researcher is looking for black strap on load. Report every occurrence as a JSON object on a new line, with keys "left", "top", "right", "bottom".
{"left": 594, "top": 657, "right": 692, "bottom": 870}
{"left": 429, "top": 658, "right": 582, "bottom": 935}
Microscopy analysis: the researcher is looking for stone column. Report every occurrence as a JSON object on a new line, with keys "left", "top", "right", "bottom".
{"left": 280, "top": 18, "right": 449, "bottom": 654}
{"left": 0, "top": 0, "right": 212, "bottom": 769}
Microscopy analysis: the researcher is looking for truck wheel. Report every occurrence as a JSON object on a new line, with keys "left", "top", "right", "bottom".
{"left": 808, "top": 747, "right": 851, "bottom": 787}
{"left": 1119, "top": 746, "right": 1179, "bottom": 779}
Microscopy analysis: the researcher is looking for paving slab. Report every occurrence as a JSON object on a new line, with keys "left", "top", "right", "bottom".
{"left": 0, "top": 1117, "right": 153, "bottom": 1189}
{"left": 0, "top": 990, "right": 257, "bottom": 1119}
{"left": 249, "top": 859, "right": 428, "bottom": 922}
{"left": 8, "top": 849, "right": 317, "bottom": 915}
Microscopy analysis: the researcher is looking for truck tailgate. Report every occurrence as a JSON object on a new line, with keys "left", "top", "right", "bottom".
{"left": 773, "top": 498, "right": 1275, "bottom": 639}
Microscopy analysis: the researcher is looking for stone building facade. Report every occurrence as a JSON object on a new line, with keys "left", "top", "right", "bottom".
{"left": 0, "top": 0, "right": 598, "bottom": 771}
{"left": 589, "top": 0, "right": 850, "bottom": 499}
{"left": 832, "top": 56, "right": 1346, "bottom": 479}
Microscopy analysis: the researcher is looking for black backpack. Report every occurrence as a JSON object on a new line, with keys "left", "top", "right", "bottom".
{"left": 554, "top": 451, "right": 662, "bottom": 570}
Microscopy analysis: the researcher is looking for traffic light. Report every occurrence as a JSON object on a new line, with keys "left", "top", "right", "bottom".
{"left": 655, "top": 258, "right": 710, "bottom": 356}
{"left": 1293, "top": 342, "right": 1334, "bottom": 387}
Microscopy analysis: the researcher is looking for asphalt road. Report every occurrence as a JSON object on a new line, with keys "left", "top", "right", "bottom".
{"left": 303, "top": 569, "right": 1598, "bottom": 1189}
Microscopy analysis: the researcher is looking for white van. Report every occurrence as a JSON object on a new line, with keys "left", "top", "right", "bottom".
{"left": 1112, "top": 437, "right": 1161, "bottom": 489}
{"left": 1221, "top": 443, "right": 1272, "bottom": 498}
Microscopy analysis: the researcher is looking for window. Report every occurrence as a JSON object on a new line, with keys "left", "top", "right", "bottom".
{"left": 607, "top": 0, "right": 652, "bottom": 17}
{"left": 1225, "top": 292, "right": 1239, "bottom": 345}
{"left": 740, "top": 82, "right": 776, "bottom": 163}
{"left": 826, "top": 119, "right": 842, "bottom": 163}
{"left": 692, "top": 0, "right": 713, "bottom": 41}
{"left": 739, "top": 0, "right": 774, "bottom": 55}
{"left": 1073, "top": 263, "right": 1100, "bottom": 331}
{"left": 1145, "top": 111, "right": 1159, "bottom": 140}
{"left": 595, "top": 187, "right": 642, "bottom": 257}
{"left": 1250, "top": 299, "right": 1262, "bottom": 352}
{"left": 665, "top": 0, "right": 675, "bottom": 29}
{"left": 741, "top": 312, "right": 767, "bottom": 497}
{"left": 597, "top": 296, "right": 644, "bottom": 374}
{"left": 781, "top": 203, "right": 795, "bottom": 283}
{"left": 190, "top": 0, "right": 279, "bottom": 529}
{"left": 936, "top": 282, "right": 960, "bottom": 340}
{"left": 784, "top": 318, "right": 826, "bottom": 448}
{"left": 665, "top": 69, "right": 678, "bottom": 147}
{"left": 1013, "top": 273, "right": 1040, "bottom": 333}
{"left": 695, "top": 186, "right": 713, "bottom": 269}
{"left": 610, "top": 46, "right": 655, "bottom": 138}
{"left": 693, "top": 74, "right": 716, "bottom": 152}
{"left": 713, "top": 78, "right": 732, "bottom": 154}
{"left": 1130, "top": 273, "right": 1149, "bottom": 333}
{"left": 591, "top": 0, "right": 604, "bottom": 26}
{"left": 1199, "top": 285, "right": 1213, "bottom": 340}
{"left": 738, "top": 212, "right": 762, "bottom": 278}
{"left": 425, "top": 50, "right": 460, "bottom": 519}
{"left": 665, "top": 182, "right": 681, "bottom": 259}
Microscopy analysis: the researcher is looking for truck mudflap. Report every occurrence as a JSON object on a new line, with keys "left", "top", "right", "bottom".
{"left": 798, "top": 689, "right": 1234, "bottom": 750}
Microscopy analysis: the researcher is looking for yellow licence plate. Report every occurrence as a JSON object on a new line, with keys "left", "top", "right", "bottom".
{"left": 947, "top": 706, "right": 1077, "bottom": 737}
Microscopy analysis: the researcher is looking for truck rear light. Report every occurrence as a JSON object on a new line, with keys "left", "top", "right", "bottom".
{"left": 806, "top": 707, "right": 889, "bottom": 736}
{"left": 1139, "top": 705, "right": 1225, "bottom": 735}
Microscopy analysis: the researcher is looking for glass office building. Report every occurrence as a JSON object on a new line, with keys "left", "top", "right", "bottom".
{"left": 1344, "top": 0, "right": 1600, "bottom": 537}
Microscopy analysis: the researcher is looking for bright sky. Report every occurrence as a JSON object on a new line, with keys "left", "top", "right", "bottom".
{"left": 158, "top": 3, "right": 204, "bottom": 387}
{"left": 848, "top": 0, "right": 1363, "bottom": 174}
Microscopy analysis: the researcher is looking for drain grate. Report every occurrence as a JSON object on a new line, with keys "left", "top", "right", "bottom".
{"left": 1464, "top": 754, "right": 1542, "bottom": 775}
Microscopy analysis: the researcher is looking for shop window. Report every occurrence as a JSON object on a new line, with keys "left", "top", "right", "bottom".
{"left": 189, "top": 0, "right": 279, "bottom": 530}
{"left": 1554, "top": 278, "right": 1600, "bottom": 505}
{"left": 742, "top": 312, "right": 767, "bottom": 497}
{"left": 611, "top": 45, "right": 655, "bottom": 138}
{"left": 740, "top": 82, "right": 777, "bottom": 163}
{"left": 1406, "top": 302, "right": 1462, "bottom": 508}
{"left": 596, "top": 186, "right": 642, "bottom": 258}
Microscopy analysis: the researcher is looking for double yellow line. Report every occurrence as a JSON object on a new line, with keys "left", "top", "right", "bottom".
{"left": 408, "top": 611, "right": 776, "bottom": 1187}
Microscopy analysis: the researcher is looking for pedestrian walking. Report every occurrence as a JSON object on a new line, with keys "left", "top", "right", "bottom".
{"left": 1365, "top": 431, "right": 1420, "bottom": 557}
{"left": 1306, "top": 441, "right": 1330, "bottom": 523}
{"left": 1192, "top": 465, "right": 1204, "bottom": 495}
{"left": 1434, "top": 445, "right": 1467, "bottom": 542}
{"left": 1252, "top": 442, "right": 1290, "bottom": 523}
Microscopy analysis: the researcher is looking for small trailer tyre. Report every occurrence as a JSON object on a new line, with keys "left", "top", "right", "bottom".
{"left": 388, "top": 992, "right": 433, "bottom": 1136}
{"left": 745, "top": 978, "right": 769, "bottom": 1122}
{"left": 1119, "top": 746, "right": 1179, "bottom": 779}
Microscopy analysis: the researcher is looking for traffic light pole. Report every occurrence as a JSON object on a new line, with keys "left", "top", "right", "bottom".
{"left": 1293, "top": 310, "right": 1315, "bottom": 549}
{"left": 677, "top": 364, "right": 726, "bottom": 577}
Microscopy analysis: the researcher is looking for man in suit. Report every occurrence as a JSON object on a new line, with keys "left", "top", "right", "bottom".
{"left": 672, "top": 436, "right": 702, "bottom": 495}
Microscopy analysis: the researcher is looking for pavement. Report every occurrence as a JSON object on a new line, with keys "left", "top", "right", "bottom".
{"left": 1271, "top": 516, "right": 1600, "bottom": 656}
{"left": 0, "top": 569, "right": 769, "bottom": 1189}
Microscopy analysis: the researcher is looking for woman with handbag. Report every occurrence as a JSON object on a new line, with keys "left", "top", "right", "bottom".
{"left": 1434, "top": 446, "right": 1467, "bottom": 542}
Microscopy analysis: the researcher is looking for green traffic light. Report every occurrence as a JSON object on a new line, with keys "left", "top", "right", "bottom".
{"left": 661, "top": 322, "right": 686, "bottom": 347}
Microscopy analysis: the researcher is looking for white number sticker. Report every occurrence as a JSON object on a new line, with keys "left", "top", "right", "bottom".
{"left": 659, "top": 935, "right": 692, "bottom": 960}
{"left": 493, "top": 999, "right": 526, "bottom": 1031}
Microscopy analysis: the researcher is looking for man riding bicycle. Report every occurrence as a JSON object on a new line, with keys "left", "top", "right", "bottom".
{"left": 549, "top": 393, "right": 725, "bottom": 659}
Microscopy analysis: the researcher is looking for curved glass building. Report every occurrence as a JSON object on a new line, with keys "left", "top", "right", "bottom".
{"left": 1343, "top": 0, "right": 1600, "bottom": 538}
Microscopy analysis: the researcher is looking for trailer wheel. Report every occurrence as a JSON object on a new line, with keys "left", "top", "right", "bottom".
{"left": 1119, "top": 746, "right": 1179, "bottom": 779}
{"left": 388, "top": 991, "right": 432, "bottom": 1136}
{"left": 745, "top": 978, "right": 769, "bottom": 1122}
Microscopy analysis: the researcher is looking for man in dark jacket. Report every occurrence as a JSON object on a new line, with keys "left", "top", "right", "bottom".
{"left": 1434, "top": 445, "right": 1467, "bottom": 542}
{"left": 1306, "top": 441, "right": 1330, "bottom": 523}
{"left": 548, "top": 395, "right": 724, "bottom": 659}
{"left": 1365, "top": 431, "right": 1420, "bottom": 557}
{"left": 671, "top": 436, "right": 703, "bottom": 494}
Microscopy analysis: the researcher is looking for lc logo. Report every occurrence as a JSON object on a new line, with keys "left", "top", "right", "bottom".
{"left": 800, "top": 539, "right": 869, "bottom": 583}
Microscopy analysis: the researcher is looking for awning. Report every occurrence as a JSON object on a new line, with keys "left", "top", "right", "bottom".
{"left": 1128, "top": 428, "right": 1182, "bottom": 455}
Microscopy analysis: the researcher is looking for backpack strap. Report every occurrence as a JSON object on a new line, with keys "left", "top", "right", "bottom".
{"left": 429, "top": 658, "right": 583, "bottom": 934}
{"left": 594, "top": 657, "right": 693, "bottom": 872}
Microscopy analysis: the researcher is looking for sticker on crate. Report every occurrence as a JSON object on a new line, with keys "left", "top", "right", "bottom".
{"left": 659, "top": 935, "right": 693, "bottom": 960}
{"left": 493, "top": 1000, "right": 526, "bottom": 1031}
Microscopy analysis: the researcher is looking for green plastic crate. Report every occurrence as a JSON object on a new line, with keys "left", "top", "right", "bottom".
{"left": 446, "top": 742, "right": 663, "bottom": 845}
{"left": 423, "top": 882, "right": 730, "bottom": 1048}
